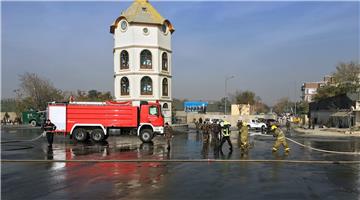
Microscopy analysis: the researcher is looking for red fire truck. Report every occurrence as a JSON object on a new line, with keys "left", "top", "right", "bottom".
{"left": 47, "top": 101, "right": 164, "bottom": 143}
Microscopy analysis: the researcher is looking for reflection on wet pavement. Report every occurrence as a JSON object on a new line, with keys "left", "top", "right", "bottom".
{"left": 2, "top": 126, "right": 360, "bottom": 199}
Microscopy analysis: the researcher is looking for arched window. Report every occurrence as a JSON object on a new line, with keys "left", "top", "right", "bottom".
{"left": 163, "top": 103, "right": 168, "bottom": 109}
{"left": 140, "top": 50, "right": 152, "bottom": 69}
{"left": 120, "top": 50, "right": 129, "bottom": 69}
{"left": 120, "top": 77, "right": 129, "bottom": 95}
{"left": 141, "top": 76, "right": 152, "bottom": 95}
{"left": 162, "top": 52, "right": 168, "bottom": 71}
{"left": 162, "top": 78, "right": 168, "bottom": 96}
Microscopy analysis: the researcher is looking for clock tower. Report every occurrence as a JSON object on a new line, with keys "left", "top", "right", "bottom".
{"left": 110, "top": 0, "right": 175, "bottom": 124}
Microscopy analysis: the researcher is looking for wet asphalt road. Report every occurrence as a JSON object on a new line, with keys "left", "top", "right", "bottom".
{"left": 2, "top": 126, "right": 360, "bottom": 200}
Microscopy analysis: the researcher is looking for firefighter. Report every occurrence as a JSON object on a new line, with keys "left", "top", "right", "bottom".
{"left": 164, "top": 122, "right": 173, "bottom": 151}
{"left": 42, "top": 119, "right": 56, "bottom": 148}
{"left": 240, "top": 121, "right": 250, "bottom": 150}
{"left": 271, "top": 125, "right": 290, "bottom": 153}
{"left": 219, "top": 120, "right": 233, "bottom": 152}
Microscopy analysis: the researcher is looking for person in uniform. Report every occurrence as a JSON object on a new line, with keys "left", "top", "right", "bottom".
{"left": 240, "top": 121, "right": 250, "bottom": 151}
{"left": 202, "top": 122, "right": 210, "bottom": 144}
{"left": 164, "top": 122, "right": 173, "bottom": 151}
{"left": 42, "top": 119, "right": 56, "bottom": 148}
{"left": 286, "top": 119, "right": 291, "bottom": 133}
{"left": 271, "top": 125, "right": 290, "bottom": 153}
{"left": 219, "top": 120, "right": 233, "bottom": 152}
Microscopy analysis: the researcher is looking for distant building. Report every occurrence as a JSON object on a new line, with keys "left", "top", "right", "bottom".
{"left": 301, "top": 82, "right": 324, "bottom": 102}
{"left": 231, "top": 104, "right": 251, "bottom": 116}
{"left": 301, "top": 75, "right": 334, "bottom": 102}
{"left": 309, "top": 93, "right": 360, "bottom": 128}
{"left": 110, "top": 0, "right": 175, "bottom": 123}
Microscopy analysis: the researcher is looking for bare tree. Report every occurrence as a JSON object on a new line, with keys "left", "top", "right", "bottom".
{"left": 15, "top": 72, "right": 63, "bottom": 111}
{"left": 273, "top": 97, "right": 294, "bottom": 114}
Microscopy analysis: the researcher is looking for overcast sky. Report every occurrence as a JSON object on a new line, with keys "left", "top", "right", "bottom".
{"left": 1, "top": 1, "right": 359, "bottom": 105}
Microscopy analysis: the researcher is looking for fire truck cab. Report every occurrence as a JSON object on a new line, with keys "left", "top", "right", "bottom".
{"left": 47, "top": 101, "right": 164, "bottom": 143}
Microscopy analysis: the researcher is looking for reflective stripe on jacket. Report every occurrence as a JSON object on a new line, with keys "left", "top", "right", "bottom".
{"left": 221, "top": 121, "right": 231, "bottom": 137}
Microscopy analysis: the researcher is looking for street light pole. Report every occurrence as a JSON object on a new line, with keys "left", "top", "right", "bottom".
{"left": 224, "top": 75, "right": 235, "bottom": 115}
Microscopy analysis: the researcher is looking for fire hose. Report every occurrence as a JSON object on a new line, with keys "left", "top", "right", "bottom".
{"left": 254, "top": 133, "right": 360, "bottom": 155}
{"left": 1, "top": 131, "right": 45, "bottom": 144}
{"left": 285, "top": 137, "right": 360, "bottom": 155}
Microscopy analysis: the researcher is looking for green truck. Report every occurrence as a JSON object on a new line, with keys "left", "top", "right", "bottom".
{"left": 22, "top": 110, "right": 46, "bottom": 127}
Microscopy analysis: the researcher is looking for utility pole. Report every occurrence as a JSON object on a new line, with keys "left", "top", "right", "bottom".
{"left": 224, "top": 76, "right": 235, "bottom": 115}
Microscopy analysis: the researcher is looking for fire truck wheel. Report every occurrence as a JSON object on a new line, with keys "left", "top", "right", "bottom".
{"left": 140, "top": 129, "right": 153, "bottom": 143}
{"left": 91, "top": 129, "right": 105, "bottom": 142}
{"left": 73, "top": 128, "right": 88, "bottom": 142}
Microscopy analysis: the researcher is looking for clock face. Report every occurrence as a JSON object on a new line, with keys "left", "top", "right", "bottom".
{"left": 120, "top": 21, "right": 127, "bottom": 30}
{"left": 162, "top": 24, "right": 167, "bottom": 33}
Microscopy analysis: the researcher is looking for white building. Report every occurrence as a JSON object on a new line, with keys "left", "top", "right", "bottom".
{"left": 110, "top": 0, "right": 175, "bottom": 123}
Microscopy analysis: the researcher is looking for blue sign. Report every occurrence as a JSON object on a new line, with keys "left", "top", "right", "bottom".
{"left": 184, "top": 101, "right": 208, "bottom": 113}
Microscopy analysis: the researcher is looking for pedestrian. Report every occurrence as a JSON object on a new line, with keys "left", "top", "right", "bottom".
{"left": 312, "top": 118, "right": 316, "bottom": 129}
{"left": 199, "top": 117, "right": 203, "bottom": 125}
{"left": 271, "top": 125, "right": 290, "bottom": 153}
{"left": 239, "top": 121, "right": 249, "bottom": 151}
{"left": 164, "top": 122, "right": 173, "bottom": 151}
{"left": 42, "top": 119, "right": 56, "bottom": 148}
{"left": 219, "top": 120, "right": 233, "bottom": 152}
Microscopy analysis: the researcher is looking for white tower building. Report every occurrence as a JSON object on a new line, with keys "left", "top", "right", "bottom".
{"left": 110, "top": 0, "right": 175, "bottom": 123}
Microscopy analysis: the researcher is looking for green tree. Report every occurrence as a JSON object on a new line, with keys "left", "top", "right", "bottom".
{"left": 232, "top": 90, "right": 256, "bottom": 105}
{"left": 1, "top": 98, "right": 17, "bottom": 112}
{"left": 88, "top": 90, "right": 101, "bottom": 100}
{"left": 230, "top": 90, "right": 268, "bottom": 114}
{"left": 314, "top": 61, "right": 360, "bottom": 101}
{"left": 296, "top": 101, "right": 309, "bottom": 115}
{"left": 314, "top": 85, "right": 339, "bottom": 101}
{"left": 216, "top": 97, "right": 231, "bottom": 113}
{"left": 73, "top": 90, "right": 112, "bottom": 101}
{"left": 15, "top": 72, "right": 64, "bottom": 112}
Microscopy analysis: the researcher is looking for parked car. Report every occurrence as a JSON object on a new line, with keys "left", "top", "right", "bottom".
{"left": 248, "top": 119, "right": 267, "bottom": 132}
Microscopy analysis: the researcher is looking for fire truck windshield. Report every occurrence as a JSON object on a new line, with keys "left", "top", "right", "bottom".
{"left": 149, "top": 106, "right": 159, "bottom": 116}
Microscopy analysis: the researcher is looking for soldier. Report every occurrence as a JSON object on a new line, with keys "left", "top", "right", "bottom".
{"left": 271, "top": 125, "right": 290, "bottom": 153}
{"left": 286, "top": 119, "right": 291, "bottom": 133}
{"left": 237, "top": 120, "right": 242, "bottom": 130}
{"left": 219, "top": 120, "right": 233, "bottom": 152}
{"left": 42, "top": 119, "right": 56, "bottom": 148}
{"left": 210, "top": 121, "right": 221, "bottom": 158}
{"left": 202, "top": 122, "right": 210, "bottom": 144}
{"left": 164, "top": 122, "right": 173, "bottom": 151}
{"left": 211, "top": 121, "right": 221, "bottom": 142}
{"left": 239, "top": 121, "right": 250, "bottom": 150}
